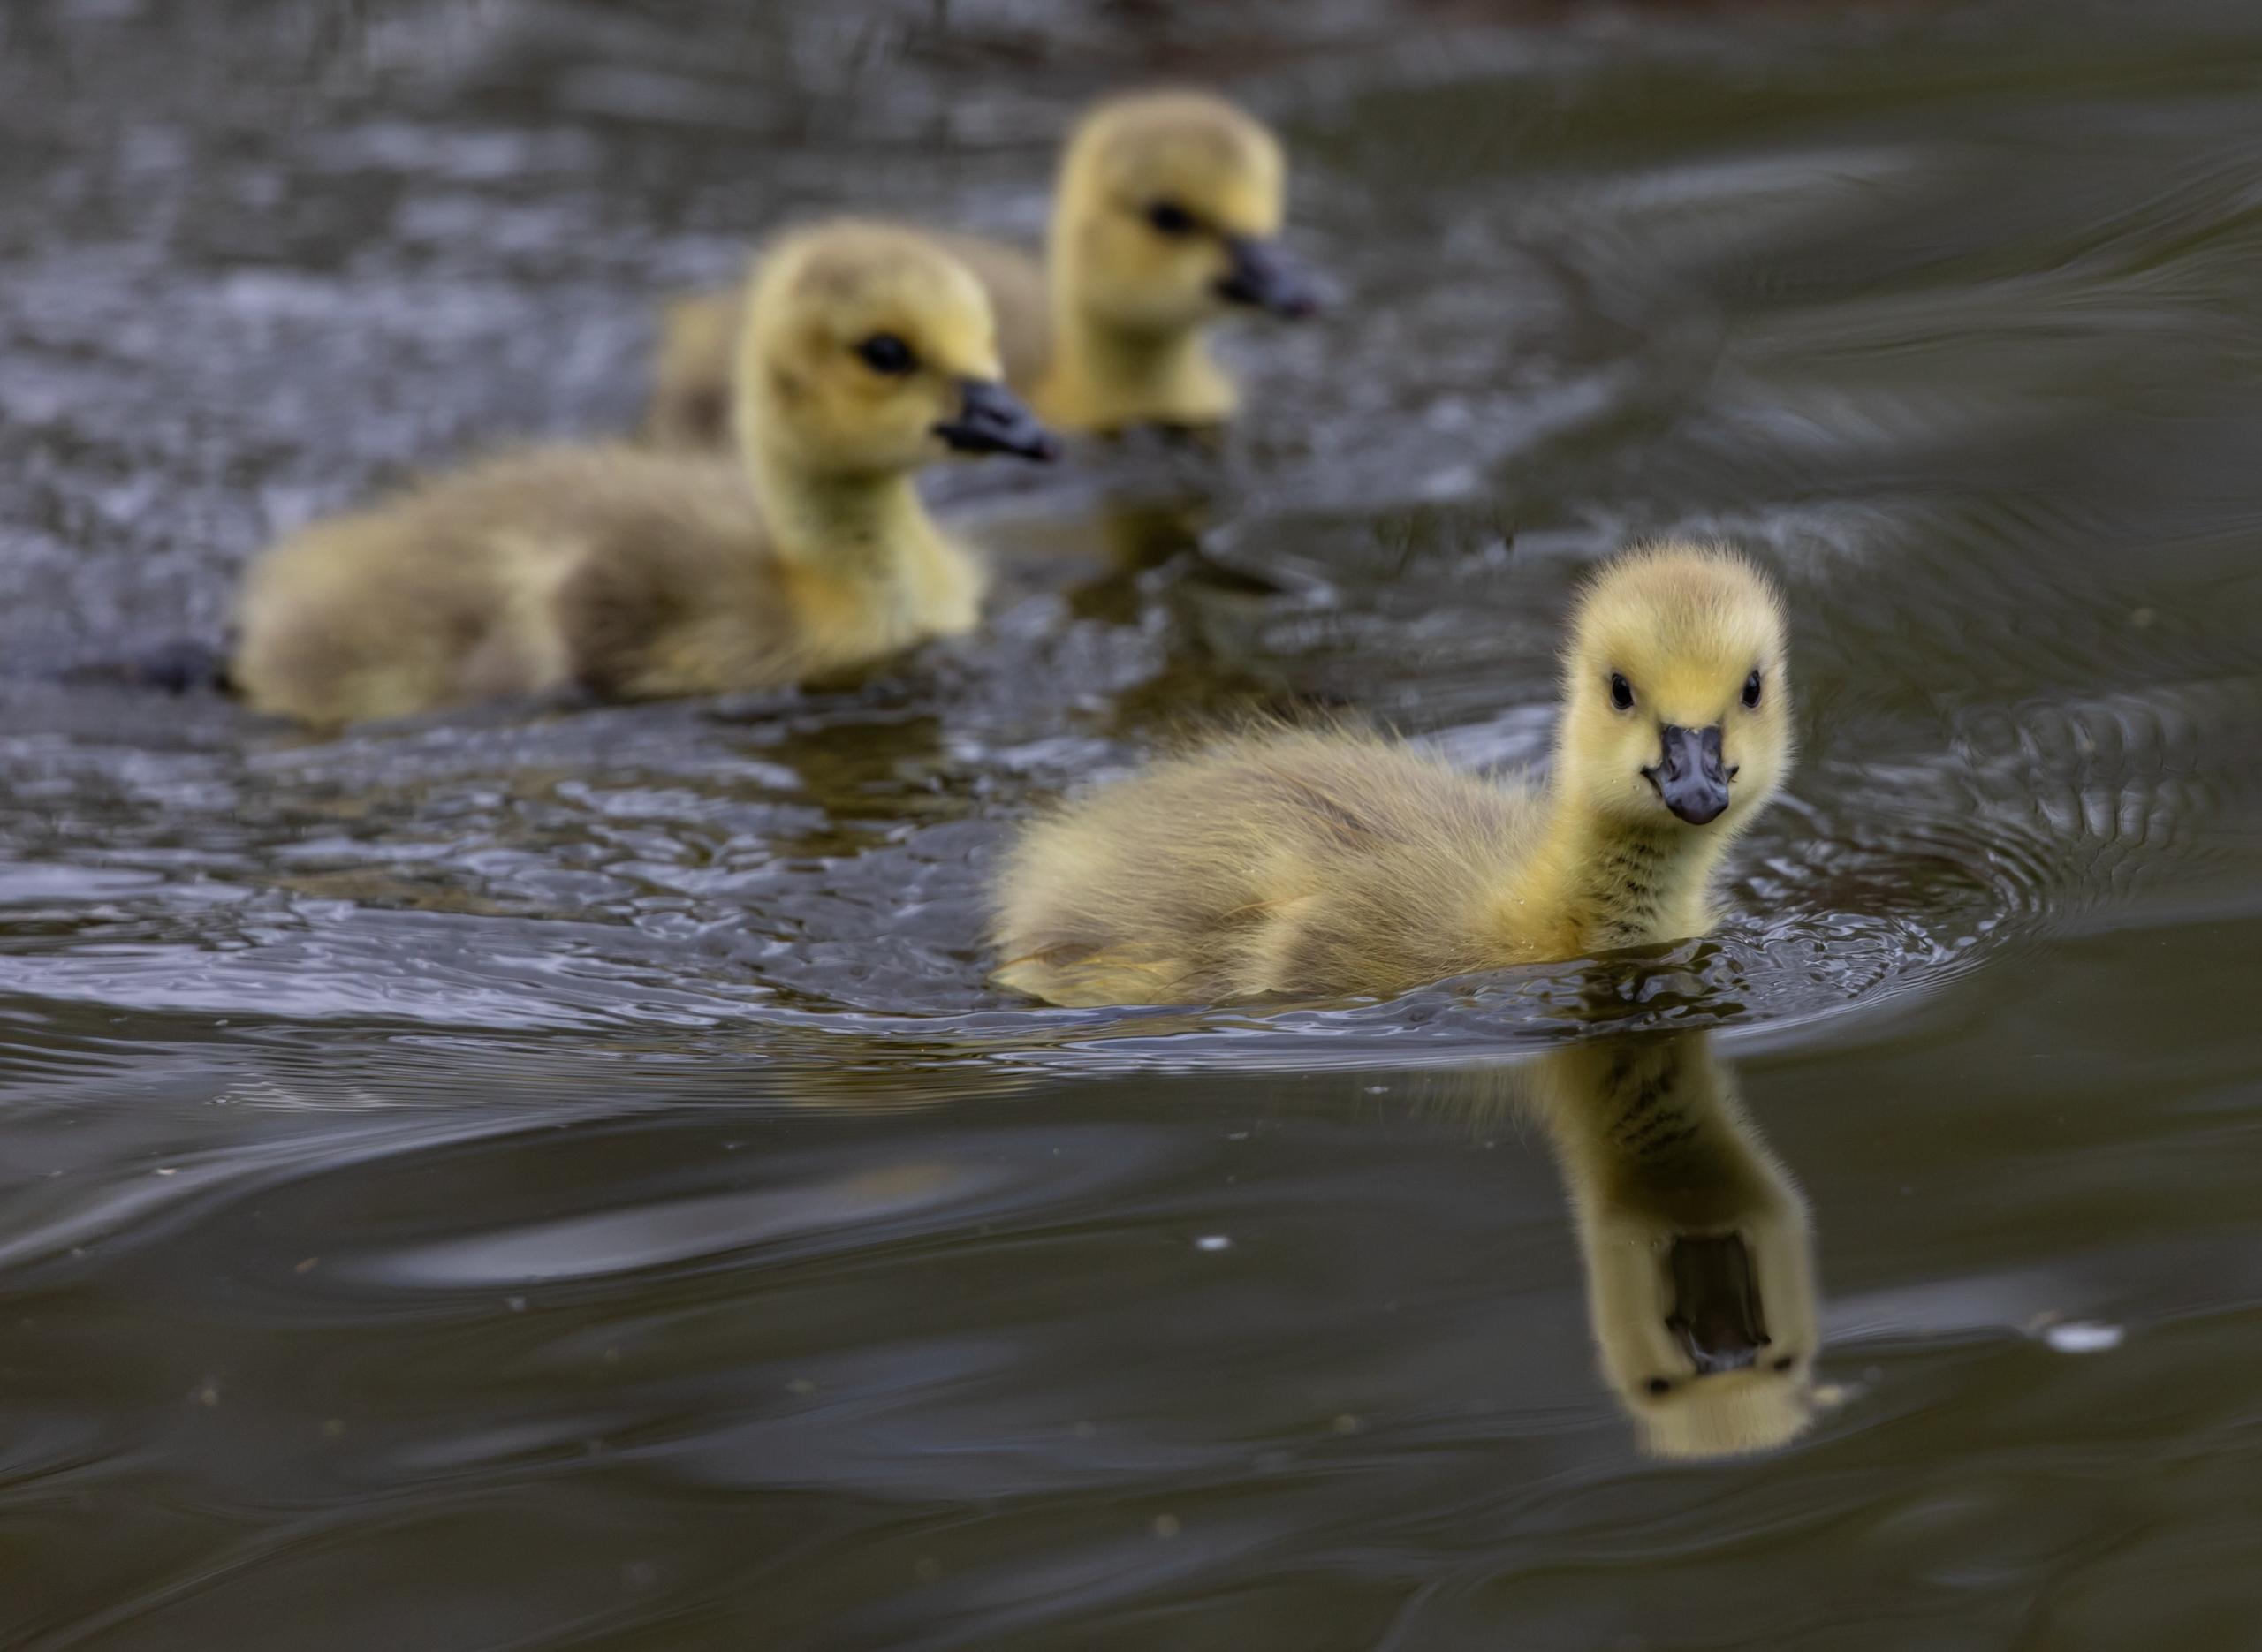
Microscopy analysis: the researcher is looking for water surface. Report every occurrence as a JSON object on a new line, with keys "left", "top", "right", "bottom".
{"left": 4, "top": 0, "right": 2261, "bottom": 1646}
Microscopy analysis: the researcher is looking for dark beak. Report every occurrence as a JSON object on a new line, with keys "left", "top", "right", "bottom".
{"left": 1665, "top": 1233, "right": 1769, "bottom": 1375}
{"left": 1643, "top": 724, "right": 1731, "bottom": 825}
{"left": 1217, "top": 235, "right": 1320, "bottom": 319}
{"left": 934, "top": 379, "right": 1059, "bottom": 462}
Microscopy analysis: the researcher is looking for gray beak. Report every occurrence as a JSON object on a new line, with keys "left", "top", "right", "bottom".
{"left": 934, "top": 378, "right": 1059, "bottom": 462}
{"left": 1217, "top": 236, "right": 1320, "bottom": 319}
{"left": 1643, "top": 724, "right": 1732, "bottom": 825}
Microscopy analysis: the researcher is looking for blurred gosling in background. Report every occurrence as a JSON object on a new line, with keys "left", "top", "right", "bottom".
{"left": 1524, "top": 1034, "right": 1822, "bottom": 1459}
{"left": 647, "top": 89, "right": 1317, "bottom": 447}
{"left": 992, "top": 543, "right": 1794, "bottom": 1004}
{"left": 233, "top": 223, "right": 1056, "bottom": 727}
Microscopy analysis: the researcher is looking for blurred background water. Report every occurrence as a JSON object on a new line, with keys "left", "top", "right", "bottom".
{"left": 3, "top": 0, "right": 2261, "bottom": 1645}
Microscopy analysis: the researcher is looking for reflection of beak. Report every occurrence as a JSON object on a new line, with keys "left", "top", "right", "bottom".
{"left": 934, "top": 379, "right": 1060, "bottom": 462}
{"left": 1643, "top": 724, "right": 1731, "bottom": 825}
{"left": 1665, "top": 1233, "right": 1768, "bottom": 1375}
{"left": 1216, "top": 235, "right": 1320, "bottom": 318}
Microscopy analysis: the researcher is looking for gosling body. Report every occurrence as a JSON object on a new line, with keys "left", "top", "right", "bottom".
{"left": 646, "top": 90, "right": 1314, "bottom": 447}
{"left": 234, "top": 447, "right": 975, "bottom": 720}
{"left": 992, "top": 544, "right": 1794, "bottom": 1005}
{"left": 235, "top": 223, "right": 1053, "bottom": 727}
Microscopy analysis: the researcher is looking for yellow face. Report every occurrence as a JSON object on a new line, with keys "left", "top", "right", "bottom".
{"left": 743, "top": 224, "right": 1051, "bottom": 474}
{"left": 1555, "top": 546, "right": 1795, "bottom": 831}
{"left": 1057, "top": 93, "right": 1307, "bottom": 333}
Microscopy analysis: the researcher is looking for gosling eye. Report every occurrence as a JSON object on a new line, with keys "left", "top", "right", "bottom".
{"left": 1144, "top": 200, "right": 1199, "bottom": 237}
{"left": 1772, "top": 1353, "right": 1796, "bottom": 1374}
{"left": 1609, "top": 672, "right": 1636, "bottom": 712}
{"left": 855, "top": 333, "right": 917, "bottom": 376}
{"left": 1742, "top": 669, "right": 1764, "bottom": 709}
{"left": 1643, "top": 1376, "right": 1673, "bottom": 1396}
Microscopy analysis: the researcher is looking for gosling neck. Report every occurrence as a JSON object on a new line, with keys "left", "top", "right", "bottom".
{"left": 1045, "top": 293, "right": 1232, "bottom": 430}
{"left": 741, "top": 429, "right": 940, "bottom": 583}
{"left": 1530, "top": 783, "right": 1743, "bottom": 955}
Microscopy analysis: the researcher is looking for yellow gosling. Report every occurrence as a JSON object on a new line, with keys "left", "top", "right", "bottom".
{"left": 645, "top": 89, "right": 1316, "bottom": 447}
{"left": 233, "top": 222, "right": 1056, "bottom": 728}
{"left": 991, "top": 542, "right": 1795, "bottom": 1004}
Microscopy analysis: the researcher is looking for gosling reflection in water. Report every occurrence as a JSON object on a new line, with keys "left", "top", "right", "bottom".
{"left": 1522, "top": 1032, "right": 1821, "bottom": 1459}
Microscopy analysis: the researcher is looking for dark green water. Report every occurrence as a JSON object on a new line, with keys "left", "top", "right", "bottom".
{"left": 3, "top": 0, "right": 2261, "bottom": 1645}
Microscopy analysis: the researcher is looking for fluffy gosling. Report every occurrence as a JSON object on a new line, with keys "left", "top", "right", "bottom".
{"left": 991, "top": 543, "right": 1795, "bottom": 1004}
{"left": 233, "top": 222, "right": 1056, "bottom": 727}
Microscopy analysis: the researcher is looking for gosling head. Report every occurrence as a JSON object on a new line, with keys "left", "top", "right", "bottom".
{"left": 740, "top": 221, "right": 1059, "bottom": 476}
{"left": 1557, "top": 542, "right": 1794, "bottom": 832}
{"left": 1054, "top": 90, "right": 1319, "bottom": 335}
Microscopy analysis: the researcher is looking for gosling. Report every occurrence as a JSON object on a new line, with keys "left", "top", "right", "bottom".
{"left": 233, "top": 223, "right": 1057, "bottom": 727}
{"left": 991, "top": 543, "right": 1795, "bottom": 1005}
{"left": 646, "top": 89, "right": 1317, "bottom": 447}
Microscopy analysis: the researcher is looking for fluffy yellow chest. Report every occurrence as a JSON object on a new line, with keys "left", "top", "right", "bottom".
{"left": 781, "top": 532, "right": 983, "bottom": 665}
{"left": 1493, "top": 816, "right": 1727, "bottom": 962}
{"left": 1036, "top": 320, "right": 1237, "bottom": 433}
